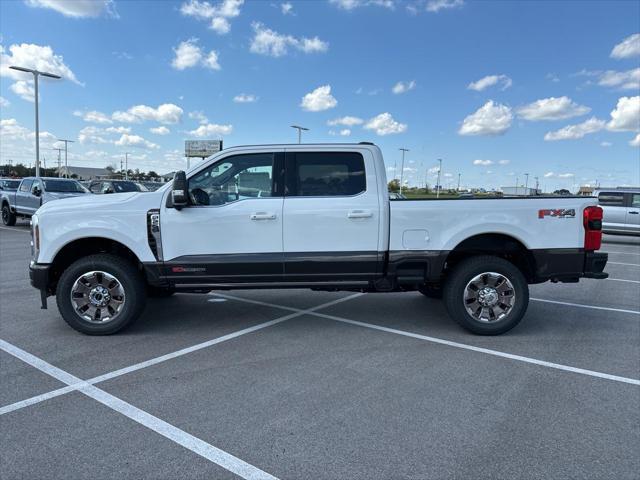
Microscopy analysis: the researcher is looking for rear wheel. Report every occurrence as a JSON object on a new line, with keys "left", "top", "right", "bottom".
{"left": 56, "top": 254, "right": 147, "bottom": 335}
{"left": 2, "top": 204, "right": 16, "bottom": 226}
{"left": 443, "top": 255, "right": 528, "bottom": 335}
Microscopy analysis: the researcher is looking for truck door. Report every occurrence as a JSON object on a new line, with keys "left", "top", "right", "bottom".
{"left": 598, "top": 191, "right": 627, "bottom": 232}
{"left": 160, "top": 151, "right": 285, "bottom": 284}
{"left": 626, "top": 193, "right": 640, "bottom": 233}
{"left": 15, "top": 179, "right": 33, "bottom": 215}
{"left": 282, "top": 150, "right": 381, "bottom": 283}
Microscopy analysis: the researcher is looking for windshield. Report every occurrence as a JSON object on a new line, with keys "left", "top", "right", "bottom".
{"left": 42, "top": 179, "right": 87, "bottom": 193}
{"left": 113, "top": 181, "right": 140, "bottom": 192}
{"left": 0, "top": 180, "right": 21, "bottom": 190}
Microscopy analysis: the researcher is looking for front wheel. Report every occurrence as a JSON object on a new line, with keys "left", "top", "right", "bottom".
{"left": 443, "top": 256, "right": 529, "bottom": 335}
{"left": 2, "top": 205, "right": 16, "bottom": 226}
{"left": 56, "top": 254, "right": 147, "bottom": 335}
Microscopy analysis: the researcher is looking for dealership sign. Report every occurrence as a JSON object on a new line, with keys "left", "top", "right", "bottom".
{"left": 185, "top": 140, "right": 223, "bottom": 158}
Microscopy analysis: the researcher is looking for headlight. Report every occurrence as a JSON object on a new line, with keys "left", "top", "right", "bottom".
{"left": 30, "top": 214, "right": 40, "bottom": 261}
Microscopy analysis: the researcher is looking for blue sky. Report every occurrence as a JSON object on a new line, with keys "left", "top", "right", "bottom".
{"left": 0, "top": 0, "right": 639, "bottom": 191}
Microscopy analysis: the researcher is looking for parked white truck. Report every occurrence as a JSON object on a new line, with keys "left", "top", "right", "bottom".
{"left": 29, "top": 144, "right": 608, "bottom": 335}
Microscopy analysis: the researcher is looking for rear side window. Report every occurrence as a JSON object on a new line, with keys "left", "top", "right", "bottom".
{"left": 288, "top": 152, "right": 366, "bottom": 197}
{"left": 598, "top": 192, "right": 625, "bottom": 206}
{"left": 631, "top": 194, "right": 640, "bottom": 208}
{"left": 19, "top": 180, "right": 33, "bottom": 192}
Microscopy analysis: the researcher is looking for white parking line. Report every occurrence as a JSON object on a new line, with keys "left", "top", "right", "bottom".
{"left": 604, "top": 251, "right": 640, "bottom": 256}
{"left": 0, "top": 339, "right": 279, "bottom": 480}
{"left": 216, "top": 294, "right": 640, "bottom": 386}
{"left": 608, "top": 261, "right": 640, "bottom": 267}
{"left": 0, "top": 293, "right": 363, "bottom": 416}
{"left": 0, "top": 226, "right": 29, "bottom": 233}
{"left": 530, "top": 298, "right": 640, "bottom": 315}
{"left": 607, "top": 278, "right": 640, "bottom": 284}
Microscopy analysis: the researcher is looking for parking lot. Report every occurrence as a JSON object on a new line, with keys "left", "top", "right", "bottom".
{"left": 1, "top": 222, "right": 639, "bottom": 480}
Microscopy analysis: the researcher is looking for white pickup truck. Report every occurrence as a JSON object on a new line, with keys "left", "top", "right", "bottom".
{"left": 29, "top": 143, "right": 608, "bottom": 335}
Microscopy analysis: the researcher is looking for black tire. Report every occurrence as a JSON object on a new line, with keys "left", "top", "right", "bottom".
{"left": 147, "top": 285, "right": 176, "bottom": 298}
{"left": 56, "top": 254, "right": 147, "bottom": 335}
{"left": 418, "top": 284, "right": 443, "bottom": 299}
{"left": 443, "top": 255, "right": 529, "bottom": 335}
{"left": 2, "top": 204, "right": 16, "bottom": 226}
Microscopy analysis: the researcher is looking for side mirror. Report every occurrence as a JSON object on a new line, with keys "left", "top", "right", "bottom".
{"left": 104, "top": 187, "right": 114, "bottom": 194}
{"left": 171, "top": 171, "right": 189, "bottom": 210}
{"left": 32, "top": 188, "right": 42, "bottom": 197}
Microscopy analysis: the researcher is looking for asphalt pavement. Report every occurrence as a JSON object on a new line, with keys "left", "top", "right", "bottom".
{"left": 1, "top": 224, "right": 639, "bottom": 480}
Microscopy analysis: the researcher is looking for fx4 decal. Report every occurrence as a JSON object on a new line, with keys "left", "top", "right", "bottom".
{"left": 538, "top": 209, "right": 576, "bottom": 219}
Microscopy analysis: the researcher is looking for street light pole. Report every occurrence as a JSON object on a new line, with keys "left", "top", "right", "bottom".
{"left": 399, "top": 148, "right": 409, "bottom": 194}
{"left": 125, "top": 152, "right": 129, "bottom": 180}
{"left": 57, "top": 139, "right": 74, "bottom": 178}
{"left": 9, "top": 66, "right": 62, "bottom": 177}
{"left": 524, "top": 173, "right": 530, "bottom": 196}
{"left": 290, "top": 125, "right": 309, "bottom": 144}
{"left": 457, "top": 173, "right": 461, "bottom": 192}
{"left": 436, "top": 158, "right": 443, "bottom": 199}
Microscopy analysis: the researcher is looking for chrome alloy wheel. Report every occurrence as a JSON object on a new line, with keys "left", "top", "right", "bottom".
{"left": 70, "top": 271, "right": 126, "bottom": 323}
{"left": 463, "top": 272, "right": 515, "bottom": 323}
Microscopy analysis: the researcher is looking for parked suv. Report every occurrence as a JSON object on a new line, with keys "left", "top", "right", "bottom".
{"left": 595, "top": 188, "right": 640, "bottom": 235}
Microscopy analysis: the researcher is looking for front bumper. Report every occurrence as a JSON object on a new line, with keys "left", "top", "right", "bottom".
{"left": 583, "top": 252, "right": 608, "bottom": 279}
{"left": 29, "top": 262, "right": 51, "bottom": 309}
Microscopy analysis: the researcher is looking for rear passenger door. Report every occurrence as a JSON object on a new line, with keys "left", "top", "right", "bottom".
{"left": 282, "top": 150, "right": 381, "bottom": 283}
{"left": 598, "top": 192, "right": 627, "bottom": 232}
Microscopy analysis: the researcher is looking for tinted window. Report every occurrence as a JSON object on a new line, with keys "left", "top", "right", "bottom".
{"left": 19, "top": 180, "right": 33, "bottom": 192}
{"left": 90, "top": 182, "right": 103, "bottom": 193}
{"left": 598, "top": 192, "right": 625, "bottom": 206}
{"left": 188, "top": 153, "right": 275, "bottom": 206}
{"left": 0, "top": 180, "right": 20, "bottom": 190}
{"left": 290, "top": 152, "right": 365, "bottom": 197}
{"left": 631, "top": 194, "right": 640, "bottom": 208}
{"left": 31, "top": 180, "right": 41, "bottom": 194}
{"left": 113, "top": 181, "right": 139, "bottom": 192}
{"left": 42, "top": 180, "right": 86, "bottom": 193}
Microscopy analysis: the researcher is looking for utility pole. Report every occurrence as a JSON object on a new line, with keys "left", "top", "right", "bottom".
{"left": 124, "top": 152, "right": 129, "bottom": 180}
{"left": 515, "top": 176, "right": 519, "bottom": 196}
{"left": 399, "top": 148, "right": 409, "bottom": 194}
{"left": 9, "top": 66, "right": 62, "bottom": 177}
{"left": 524, "top": 173, "right": 530, "bottom": 196}
{"left": 457, "top": 173, "right": 461, "bottom": 192}
{"left": 57, "top": 139, "right": 74, "bottom": 178}
{"left": 436, "top": 158, "right": 443, "bottom": 198}
{"left": 290, "top": 125, "right": 309, "bottom": 144}
{"left": 53, "top": 148, "right": 63, "bottom": 177}
{"left": 534, "top": 176, "right": 539, "bottom": 194}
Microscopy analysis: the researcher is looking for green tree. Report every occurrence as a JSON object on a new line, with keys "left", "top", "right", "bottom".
{"left": 388, "top": 179, "right": 400, "bottom": 192}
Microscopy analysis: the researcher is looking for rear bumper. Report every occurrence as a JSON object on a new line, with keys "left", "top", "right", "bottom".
{"left": 583, "top": 252, "right": 608, "bottom": 279}
{"left": 29, "top": 262, "right": 51, "bottom": 291}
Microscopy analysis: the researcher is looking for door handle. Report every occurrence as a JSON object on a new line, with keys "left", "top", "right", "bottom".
{"left": 347, "top": 210, "right": 373, "bottom": 219}
{"left": 629, "top": 211, "right": 639, "bottom": 215}
{"left": 250, "top": 212, "right": 277, "bottom": 220}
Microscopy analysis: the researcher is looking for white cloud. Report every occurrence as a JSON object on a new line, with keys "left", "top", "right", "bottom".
{"left": 392, "top": 80, "right": 416, "bottom": 94}
{"left": 597, "top": 68, "right": 640, "bottom": 90}
{"left": 78, "top": 126, "right": 109, "bottom": 144}
{"left": 105, "top": 126, "right": 131, "bottom": 134}
{"left": 467, "top": 74, "right": 512, "bottom": 92}
{"left": 0, "top": 96, "right": 9, "bottom": 107}
{"left": 300, "top": 85, "right": 337, "bottom": 112}
{"left": 73, "top": 110, "right": 113, "bottom": 124}
{"left": 250, "top": 22, "right": 328, "bottom": 57}
{"left": 327, "top": 116, "right": 363, "bottom": 126}
{"left": 458, "top": 100, "right": 512, "bottom": 136}
{"left": 600, "top": 141, "right": 612, "bottom": 147}
{"left": 112, "top": 103, "right": 184, "bottom": 124}
{"left": 9, "top": 80, "right": 35, "bottom": 102}
{"left": 0, "top": 43, "right": 81, "bottom": 84}
{"left": 180, "top": 0, "right": 243, "bottom": 34}
{"left": 188, "top": 123, "right": 233, "bottom": 137}
{"left": 339, "top": 129, "right": 351, "bottom": 136}
{"left": 171, "top": 39, "right": 220, "bottom": 71}
{"left": 364, "top": 112, "right": 407, "bottom": 135}
{"left": 498, "top": 159, "right": 510, "bottom": 165}
{"left": 543, "top": 117, "right": 605, "bottom": 141}
{"left": 281, "top": 2, "right": 293, "bottom": 14}
{"left": 1, "top": 118, "right": 30, "bottom": 140}
{"left": 473, "top": 159, "right": 493, "bottom": 166}
{"left": 188, "top": 111, "right": 209, "bottom": 124}
{"left": 115, "top": 133, "right": 159, "bottom": 149}
{"left": 630, "top": 134, "right": 640, "bottom": 147}
{"left": 544, "top": 172, "right": 554, "bottom": 178}
{"left": 517, "top": 96, "right": 590, "bottom": 121}
{"left": 426, "top": 0, "right": 464, "bottom": 13}
{"left": 150, "top": 126, "right": 170, "bottom": 135}
{"left": 24, "top": 0, "right": 117, "bottom": 18}
{"left": 611, "top": 33, "right": 640, "bottom": 59}
{"left": 329, "top": 0, "right": 395, "bottom": 10}
{"left": 607, "top": 96, "right": 640, "bottom": 132}
{"left": 233, "top": 93, "right": 258, "bottom": 103}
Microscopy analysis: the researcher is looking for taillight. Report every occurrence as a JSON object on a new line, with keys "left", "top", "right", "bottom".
{"left": 583, "top": 206, "right": 603, "bottom": 251}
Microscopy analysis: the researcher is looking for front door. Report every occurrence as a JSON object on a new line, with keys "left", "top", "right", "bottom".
{"left": 626, "top": 193, "right": 640, "bottom": 233}
{"left": 282, "top": 150, "right": 381, "bottom": 283}
{"left": 161, "top": 151, "right": 285, "bottom": 284}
